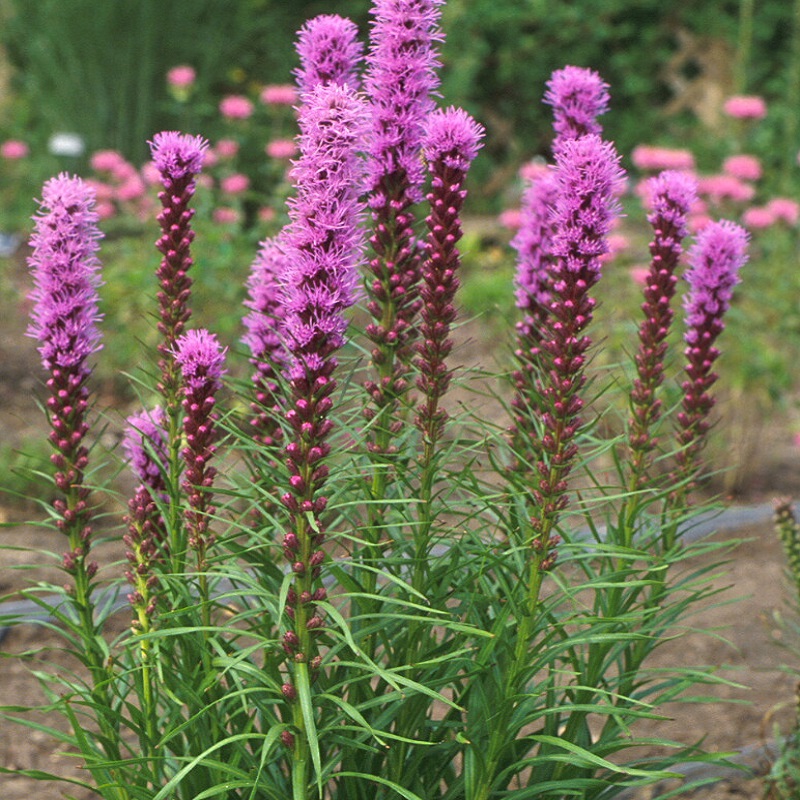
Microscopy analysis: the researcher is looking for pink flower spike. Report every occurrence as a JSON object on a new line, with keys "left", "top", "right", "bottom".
{"left": 544, "top": 65, "right": 610, "bottom": 142}
{"left": 723, "top": 95, "right": 767, "bottom": 120}
{"left": 167, "top": 65, "right": 196, "bottom": 88}
{"left": 220, "top": 95, "right": 254, "bottom": 120}
{"left": 1, "top": 139, "right": 29, "bottom": 159}
{"left": 149, "top": 131, "right": 208, "bottom": 183}
{"left": 174, "top": 329, "right": 227, "bottom": 394}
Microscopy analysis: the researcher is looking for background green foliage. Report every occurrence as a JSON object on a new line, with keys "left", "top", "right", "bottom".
{"left": 3, "top": 0, "right": 798, "bottom": 202}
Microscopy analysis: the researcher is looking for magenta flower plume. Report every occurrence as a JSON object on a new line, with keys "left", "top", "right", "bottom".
{"left": 295, "top": 14, "right": 364, "bottom": 96}
{"left": 362, "top": 0, "right": 444, "bottom": 451}
{"left": 242, "top": 236, "right": 289, "bottom": 447}
{"left": 629, "top": 170, "right": 697, "bottom": 484}
{"left": 122, "top": 406, "right": 169, "bottom": 495}
{"left": 27, "top": 173, "right": 103, "bottom": 578}
{"left": 415, "top": 107, "right": 483, "bottom": 441}
{"left": 174, "top": 329, "right": 227, "bottom": 555}
{"left": 527, "top": 134, "right": 624, "bottom": 569}
{"left": 544, "top": 65, "right": 609, "bottom": 146}
{"left": 148, "top": 131, "right": 209, "bottom": 406}
{"left": 673, "top": 220, "right": 747, "bottom": 490}
{"left": 277, "top": 82, "right": 366, "bottom": 670}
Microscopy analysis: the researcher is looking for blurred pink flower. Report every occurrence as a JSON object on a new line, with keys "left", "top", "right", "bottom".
{"left": 741, "top": 206, "right": 776, "bottom": 229}
{"left": 141, "top": 161, "right": 161, "bottom": 185}
{"left": 265, "top": 138, "right": 297, "bottom": 159}
{"left": 697, "top": 174, "right": 755, "bottom": 203}
{"left": 629, "top": 265, "right": 650, "bottom": 286}
{"left": 220, "top": 95, "right": 254, "bottom": 120}
{"left": 723, "top": 95, "right": 767, "bottom": 120}
{"left": 260, "top": 84, "right": 297, "bottom": 105}
{"left": 111, "top": 160, "right": 138, "bottom": 183}
{"left": 86, "top": 178, "right": 114, "bottom": 201}
{"left": 90, "top": 149, "right": 126, "bottom": 172}
{"left": 95, "top": 200, "right": 116, "bottom": 220}
{"left": 794, "top": 432, "right": 800, "bottom": 449}
{"left": 1, "top": 139, "right": 29, "bottom": 159}
{"left": 213, "top": 206, "right": 240, "bottom": 225}
{"left": 631, "top": 145, "right": 695, "bottom": 172}
{"left": 766, "top": 197, "right": 800, "bottom": 225}
{"left": 116, "top": 175, "right": 146, "bottom": 201}
{"left": 167, "top": 65, "right": 196, "bottom": 88}
{"left": 518, "top": 160, "right": 550, "bottom": 182}
{"left": 722, "top": 154, "right": 762, "bottom": 182}
{"left": 220, "top": 173, "right": 250, "bottom": 194}
{"left": 258, "top": 206, "right": 276, "bottom": 223}
{"left": 215, "top": 138, "right": 239, "bottom": 159}
{"left": 688, "top": 213, "right": 712, "bottom": 233}
{"left": 498, "top": 208, "right": 522, "bottom": 230}
{"left": 197, "top": 174, "right": 214, "bottom": 190}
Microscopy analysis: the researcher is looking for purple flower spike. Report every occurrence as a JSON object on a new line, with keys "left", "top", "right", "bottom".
{"left": 282, "top": 83, "right": 367, "bottom": 378}
{"left": 174, "top": 329, "right": 227, "bottom": 555}
{"left": 295, "top": 14, "right": 364, "bottom": 96}
{"left": 27, "top": 173, "right": 103, "bottom": 578}
{"left": 243, "top": 236, "right": 289, "bottom": 447}
{"left": 544, "top": 65, "right": 610, "bottom": 145}
{"left": 415, "top": 108, "right": 483, "bottom": 441}
{"left": 277, "top": 83, "right": 367, "bottom": 668}
{"left": 673, "top": 220, "right": 747, "bottom": 491}
{"left": 148, "top": 131, "right": 209, "bottom": 410}
{"left": 362, "top": 0, "right": 444, "bottom": 450}
{"left": 629, "top": 170, "right": 697, "bottom": 483}
{"left": 526, "top": 134, "right": 624, "bottom": 569}
{"left": 123, "top": 406, "right": 169, "bottom": 496}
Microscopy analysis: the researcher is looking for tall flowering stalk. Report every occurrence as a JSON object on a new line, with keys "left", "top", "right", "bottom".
{"left": 412, "top": 106, "right": 483, "bottom": 579}
{"left": 149, "top": 131, "right": 209, "bottom": 562}
{"left": 362, "top": 0, "right": 444, "bottom": 456}
{"left": 242, "top": 237, "right": 289, "bottom": 450}
{"left": 628, "top": 170, "right": 697, "bottom": 492}
{"left": 174, "top": 329, "right": 227, "bottom": 595}
{"left": 275, "top": 83, "right": 366, "bottom": 793}
{"left": 544, "top": 64, "right": 610, "bottom": 145}
{"left": 295, "top": 14, "right": 363, "bottom": 97}
{"left": 27, "top": 174, "right": 103, "bottom": 628}
{"left": 671, "top": 220, "right": 747, "bottom": 507}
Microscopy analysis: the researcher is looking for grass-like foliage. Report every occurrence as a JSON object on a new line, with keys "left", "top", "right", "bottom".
{"left": 2, "top": 3, "right": 751, "bottom": 798}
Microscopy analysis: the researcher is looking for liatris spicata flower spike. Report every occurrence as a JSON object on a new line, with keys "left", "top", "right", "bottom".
{"left": 122, "top": 407, "right": 169, "bottom": 629}
{"left": 278, "top": 83, "right": 366, "bottom": 663}
{"left": 362, "top": 0, "right": 444, "bottom": 452}
{"left": 242, "top": 236, "right": 289, "bottom": 448}
{"left": 673, "top": 219, "right": 747, "bottom": 494}
{"left": 149, "top": 131, "right": 209, "bottom": 407}
{"left": 544, "top": 65, "right": 610, "bottom": 145}
{"left": 295, "top": 14, "right": 364, "bottom": 96}
{"left": 174, "top": 329, "right": 227, "bottom": 557}
{"left": 415, "top": 107, "right": 484, "bottom": 442}
{"left": 774, "top": 499, "right": 800, "bottom": 601}
{"left": 628, "top": 170, "right": 697, "bottom": 485}
{"left": 527, "top": 134, "right": 624, "bottom": 570}
{"left": 27, "top": 173, "right": 103, "bottom": 579}
{"left": 510, "top": 170, "right": 559, "bottom": 446}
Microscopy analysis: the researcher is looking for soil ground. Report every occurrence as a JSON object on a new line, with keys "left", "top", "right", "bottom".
{"left": 3, "top": 247, "right": 800, "bottom": 799}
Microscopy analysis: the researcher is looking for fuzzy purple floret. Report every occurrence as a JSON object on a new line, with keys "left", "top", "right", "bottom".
{"left": 295, "top": 14, "right": 364, "bottom": 96}
{"left": 544, "top": 65, "right": 609, "bottom": 143}
{"left": 149, "top": 131, "right": 208, "bottom": 183}
{"left": 423, "top": 106, "right": 484, "bottom": 170}
{"left": 683, "top": 220, "right": 747, "bottom": 343}
{"left": 513, "top": 170, "right": 558, "bottom": 315}
{"left": 122, "top": 407, "right": 168, "bottom": 488}
{"left": 646, "top": 170, "right": 696, "bottom": 236}
{"left": 365, "top": 0, "right": 444, "bottom": 204}
{"left": 242, "top": 237, "right": 289, "bottom": 364}
{"left": 281, "top": 83, "right": 367, "bottom": 379}
{"left": 173, "top": 329, "right": 227, "bottom": 392}
{"left": 550, "top": 134, "right": 624, "bottom": 276}
{"left": 27, "top": 174, "right": 104, "bottom": 370}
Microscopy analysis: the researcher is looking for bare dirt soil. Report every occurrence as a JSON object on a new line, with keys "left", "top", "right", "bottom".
{"left": 4, "top": 248, "right": 800, "bottom": 799}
